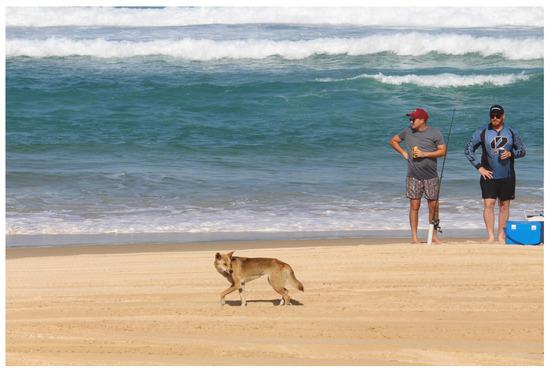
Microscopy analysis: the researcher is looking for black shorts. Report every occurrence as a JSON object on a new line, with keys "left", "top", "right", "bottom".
{"left": 480, "top": 176, "right": 515, "bottom": 201}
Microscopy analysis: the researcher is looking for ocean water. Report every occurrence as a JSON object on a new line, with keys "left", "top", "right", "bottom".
{"left": 5, "top": 7, "right": 544, "bottom": 248}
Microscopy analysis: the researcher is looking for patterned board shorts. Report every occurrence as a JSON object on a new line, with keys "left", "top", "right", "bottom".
{"left": 406, "top": 177, "right": 439, "bottom": 200}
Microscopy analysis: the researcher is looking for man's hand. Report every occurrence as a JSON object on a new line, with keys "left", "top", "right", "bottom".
{"left": 499, "top": 148, "right": 512, "bottom": 160}
{"left": 478, "top": 166, "right": 493, "bottom": 180}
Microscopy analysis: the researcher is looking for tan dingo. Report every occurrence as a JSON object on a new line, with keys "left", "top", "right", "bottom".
{"left": 214, "top": 251, "right": 304, "bottom": 306}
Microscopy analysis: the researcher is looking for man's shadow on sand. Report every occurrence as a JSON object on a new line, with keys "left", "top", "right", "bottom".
{"left": 224, "top": 299, "right": 304, "bottom": 306}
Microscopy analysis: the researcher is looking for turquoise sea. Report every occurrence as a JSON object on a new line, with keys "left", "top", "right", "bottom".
{"left": 5, "top": 7, "right": 544, "bottom": 247}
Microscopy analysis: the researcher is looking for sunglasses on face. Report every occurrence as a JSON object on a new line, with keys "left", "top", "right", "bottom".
{"left": 490, "top": 114, "right": 502, "bottom": 119}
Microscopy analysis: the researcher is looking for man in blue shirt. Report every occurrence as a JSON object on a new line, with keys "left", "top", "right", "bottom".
{"left": 465, "top": 105, "right": 526, "bottom": 243}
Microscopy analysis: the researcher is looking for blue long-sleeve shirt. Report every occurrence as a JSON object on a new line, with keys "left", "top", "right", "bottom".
{"left": 464, "top": 123, "right": 526, "bottom": 179}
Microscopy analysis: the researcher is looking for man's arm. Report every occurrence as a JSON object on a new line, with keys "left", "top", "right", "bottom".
{"left": 464, "top": 128, "right": 483, "bottom": 169}
{"left": 414, "top": 144, "right": 446, "bottom": 159}
{"left": 389, "top": 134, "right": 408, "bottom": 160}
{"left": 464, "top": 128, "right": 493, "bottom": 179}
{"left": 511, "top": 128, "right": 526, "bottom": 159}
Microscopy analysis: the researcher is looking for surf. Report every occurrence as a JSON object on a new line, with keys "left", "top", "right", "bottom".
{"left": 318, "top": 72, "right": 534, "bottom": 87}
{"left": 6, "top": 33, "right": 543, "bottom": 61}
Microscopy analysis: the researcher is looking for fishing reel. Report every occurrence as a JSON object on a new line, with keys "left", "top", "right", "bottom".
{"left": 433, "top": 218, "right": 442, "bottom": 233}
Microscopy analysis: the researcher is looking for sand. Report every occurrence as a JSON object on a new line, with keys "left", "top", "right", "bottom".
{"left": 5, "top": 238, "right": 544, "bottom": 366}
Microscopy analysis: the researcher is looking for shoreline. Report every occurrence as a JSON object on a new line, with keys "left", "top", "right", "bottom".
{"left": 6, "top": 227, "right": 488, "bottom": 249}
{"left": 6, "top": 236, "right": 488, "bottom": 259}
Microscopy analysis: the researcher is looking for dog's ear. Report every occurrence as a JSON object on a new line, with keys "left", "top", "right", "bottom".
{"left": 227, "top": 251, "right": 235, "bottom": 258}
{"left": 215, "top": 252, "right": 221, "bottom": 260}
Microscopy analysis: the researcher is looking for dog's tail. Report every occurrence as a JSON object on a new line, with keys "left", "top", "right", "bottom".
{"left": 287, "top": 267, "right": 304, "bottom": 291}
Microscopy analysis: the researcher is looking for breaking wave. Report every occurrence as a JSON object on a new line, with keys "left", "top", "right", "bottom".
{"left": 317, "top": 72, "right": 533, "bottom": 87}
{"left": 6, "top": 33, "right": 543, "bottom": 60}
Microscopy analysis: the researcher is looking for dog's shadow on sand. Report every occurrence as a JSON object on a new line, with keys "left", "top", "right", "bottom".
{"left": 225, "top": 299, "right": 304, "bottom": 306}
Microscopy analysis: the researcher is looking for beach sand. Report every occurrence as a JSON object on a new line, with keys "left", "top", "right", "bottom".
{"left": 5, "top": 238, "right": 544, "bottom": 366}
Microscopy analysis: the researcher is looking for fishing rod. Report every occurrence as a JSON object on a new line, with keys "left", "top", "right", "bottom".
{"left": 428, "top": 82, "right": 463, "bottom": 245}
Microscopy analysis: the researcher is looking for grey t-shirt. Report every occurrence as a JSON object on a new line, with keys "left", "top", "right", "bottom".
{"left": 398, "top": 126, "right": 445, "bottom": 179}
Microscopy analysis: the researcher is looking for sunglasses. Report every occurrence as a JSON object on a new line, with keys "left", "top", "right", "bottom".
{"left": 490, "top": 114, "right": 502, "bottom": 119}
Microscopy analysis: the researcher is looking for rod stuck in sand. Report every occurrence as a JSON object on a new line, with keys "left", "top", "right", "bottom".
{"left": 427, "top": 82, "right": 463, "bottom": 245}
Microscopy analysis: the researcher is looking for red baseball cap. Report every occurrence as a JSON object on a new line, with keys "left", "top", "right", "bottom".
{"left": 406, "top": 108, "right": 429, "bottom": 121}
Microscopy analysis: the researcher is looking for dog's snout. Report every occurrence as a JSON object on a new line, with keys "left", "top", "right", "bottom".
{"left": 228, "top": 269, "right": 233, "bottom": 274}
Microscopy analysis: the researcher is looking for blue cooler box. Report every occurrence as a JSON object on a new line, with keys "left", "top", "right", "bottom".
{"left": 505, "top": 221, "right": 544, "bottom": 245}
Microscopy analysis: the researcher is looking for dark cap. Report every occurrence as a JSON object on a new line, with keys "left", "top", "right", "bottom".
{"left": 490, "top": 105, "right": 504, "bottom": 115}
{"left": 406, "top": 108, "right": 429, "bottom": 121}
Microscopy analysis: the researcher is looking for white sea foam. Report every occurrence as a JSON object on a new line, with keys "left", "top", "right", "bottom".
{"left": 318, "top": 72, "right": 533, "bottom": 87}
{"left": 4, "top": 205, "right": 485, "bottom": 236}
{"left": 6, "top": 33, "right": 543, "bottom": 60}
{"left": 6, "top": 7, "right": 543, "bottom": 28}
{"left": 5, "top": 196, "right": 533, "bottom": 238}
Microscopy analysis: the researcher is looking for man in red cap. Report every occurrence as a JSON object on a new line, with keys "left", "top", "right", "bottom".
{"left": 390, "top": 108, "right": 447, "bottom": 244}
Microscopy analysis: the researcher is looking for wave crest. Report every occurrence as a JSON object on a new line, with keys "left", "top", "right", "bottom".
{"left": 318, "top": 72, "right": 532, "bottom": 87}
{"left": 6, "top": 34, "right": 543, "bottom": 60}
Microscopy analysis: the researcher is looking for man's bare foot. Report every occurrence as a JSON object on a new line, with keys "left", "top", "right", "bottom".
{"left": 432, "top": 238, "right": 446, "bottom": 244}
{"left": 412, "top": 239, "right": 421, "bottom": 244}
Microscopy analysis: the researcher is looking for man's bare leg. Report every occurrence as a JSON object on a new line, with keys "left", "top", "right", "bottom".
{"left": 410, "top": 199, "right": 421, "bottom": 244}
{"left": 483, "top": 198, "right": 497, "bottom": 242}
{"left": 428, "top": 199, "right": 445, "bottom": 243}
{"left": 497, "top": 199, "right": 510, "bottom": 243}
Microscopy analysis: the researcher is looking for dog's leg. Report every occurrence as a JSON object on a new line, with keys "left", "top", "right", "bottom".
{"left": 220, "top": 284, "right": 239, "bottom": 306}
{"left": 279, "top": 288, "right": 290, "bottom": 306}
{"left": 239, "top": 284, "right": 247, "bottom": 306}
{"left": 272, "top": 284, "right": 290, "bottom": 306}
{"left": 268, "top": 274, "right": 291, "bottom": 305}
